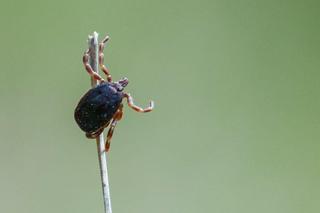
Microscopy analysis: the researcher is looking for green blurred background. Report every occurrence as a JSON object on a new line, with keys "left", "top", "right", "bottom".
{"left": 0, "top": 0, "right": 319, "bottom": 212}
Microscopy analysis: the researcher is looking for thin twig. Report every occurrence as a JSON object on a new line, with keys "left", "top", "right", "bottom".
{"left": 88, "top": 31, "right": 113, "bottom": 213}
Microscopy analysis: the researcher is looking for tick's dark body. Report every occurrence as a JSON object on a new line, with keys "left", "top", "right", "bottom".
{"left": 74, "top": 83, "right": 123, "bottom": 134}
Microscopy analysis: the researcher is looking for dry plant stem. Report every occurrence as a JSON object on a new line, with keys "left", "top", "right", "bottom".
{"left": 88, "top": 31, "right": 113, "bottom": 213}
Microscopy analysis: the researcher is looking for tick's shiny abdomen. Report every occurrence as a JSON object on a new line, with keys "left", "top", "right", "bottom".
{"left": 74, "top": 83, "right": 123, "bottom": 133}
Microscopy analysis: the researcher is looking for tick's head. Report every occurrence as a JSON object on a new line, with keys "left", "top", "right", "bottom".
{"left": 113, "top": 77, "right": 129, "bottom": 92}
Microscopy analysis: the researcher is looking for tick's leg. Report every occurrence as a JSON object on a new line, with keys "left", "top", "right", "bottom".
{"left": 124, "top": 93, "right": 154, "bottom": 113}
{"left": 105, "top": 104, "right": 123, "bottom": 152}
{"left": 99, "top": 35, "right": 112, "bottom": 82}
{"left": 86, "top": 129, "right": 104, "bottom": 139}
{"left": 85, "top": 123, "right": 109, "bottom": 139}
{"left": 83, "top": 50, "right": 105, "bottom": 82}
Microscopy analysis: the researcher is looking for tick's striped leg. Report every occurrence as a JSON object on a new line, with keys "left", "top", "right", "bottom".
{"left": 83, "top": 50, "right": 105, "bottom": 82}
{"left": 124, "top": 93, "right": 154, "bottom": 113}
{"left": 105, "top": 104, "right": 123, "bottom": 152}
{"left": 99, "top": 35, "right": 112, "bottom": 82}
{"left": 85, "top": 121, "right": 110, "bottom": 139}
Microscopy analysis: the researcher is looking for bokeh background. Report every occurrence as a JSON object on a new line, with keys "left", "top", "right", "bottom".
{"left": 0, "top": 0, "right": 319, "bottom": 212}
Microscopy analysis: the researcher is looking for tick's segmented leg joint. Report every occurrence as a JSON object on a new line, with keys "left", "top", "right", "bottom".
{"left": 105, "top": 104, "right": 123, "bottom": 152}
{"left": 99, "top": 35, "right": 112, "bottom": 82}
{"left": 83, "top": 50, "right": 105, "bottom": 82}
{"left": 124, "top": 93, "right": 154, "bottom": 113}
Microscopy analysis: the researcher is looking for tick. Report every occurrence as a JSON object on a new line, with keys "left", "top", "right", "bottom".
{"left": 74, "top": 35, "right": 154, "bottom": 152}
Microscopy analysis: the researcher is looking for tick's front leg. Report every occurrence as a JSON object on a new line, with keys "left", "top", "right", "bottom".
{"left": 124, "top": 93, "right": 154, "bottom": 113}
{"left": 99, "top": 35, "right": 112, "bottom": 82}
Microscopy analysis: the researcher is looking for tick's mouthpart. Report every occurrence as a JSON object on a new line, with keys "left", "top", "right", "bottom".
{"left": 118, "top": 77, "right": 129, "bottom": 87}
